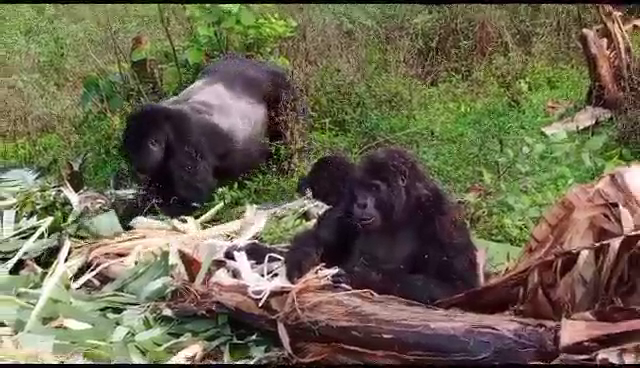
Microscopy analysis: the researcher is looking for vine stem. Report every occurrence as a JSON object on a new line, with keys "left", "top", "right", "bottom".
{"left": 158, "top": 4, "right": 183, "bottom": 87}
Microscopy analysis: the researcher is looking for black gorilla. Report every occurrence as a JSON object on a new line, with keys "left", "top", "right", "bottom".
{"left": 122, "top": 55, "right": 307, "bottom": 217}
{"left": 296, "top": 153, "right": 356, "bottom": 207}
{"left": 286, "top": 147, "right": 480, "bottom": 304}
{"left": 228, "top": 147, "right": 481, "bottom": 305}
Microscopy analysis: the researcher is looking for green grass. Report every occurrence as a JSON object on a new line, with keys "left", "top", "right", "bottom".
{"left": 2, "top": 4, "right": 636, "bottom": 249}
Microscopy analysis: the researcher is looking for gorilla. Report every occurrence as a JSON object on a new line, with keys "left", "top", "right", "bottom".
{"left": 296, "top": 153, "right": 356, "bottom": 207}
{"left": 228, "top": 146, "right": 481, "bottom": 305}
{"left": 122, "top": 55, "right": 307, "bottom": 217}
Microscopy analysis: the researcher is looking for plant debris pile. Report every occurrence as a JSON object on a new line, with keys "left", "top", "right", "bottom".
{"left": 157, "top": 164, "right": 639, "bottom": 365}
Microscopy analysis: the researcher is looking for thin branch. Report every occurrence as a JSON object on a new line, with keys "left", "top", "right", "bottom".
{"left": 105, "top": 8, "right": 149, "bottom": 103}
{"left": 158, "top": 4, "right": 183, "bottom": 87}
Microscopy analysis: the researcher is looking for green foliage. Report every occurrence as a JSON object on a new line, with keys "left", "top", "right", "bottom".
{"left": 184, "top": 4, "right": 297, "bottom": 68}
{"left": 0, "top": 249, "right": 275, "bottom": 363}
{"left": 467, "top": 130, "right": 627, "bottom": 246}
{"left": 80, "top": 73, "right": 130, "bottom": 114}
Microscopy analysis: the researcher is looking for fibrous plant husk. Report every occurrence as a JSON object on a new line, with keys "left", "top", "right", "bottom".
{"left": 580, "top": 5, "right": 639, "bottom": 111}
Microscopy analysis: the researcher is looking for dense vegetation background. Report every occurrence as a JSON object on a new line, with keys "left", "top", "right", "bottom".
{"left": 3, "top": 4, "right": 640, "bottom": 251}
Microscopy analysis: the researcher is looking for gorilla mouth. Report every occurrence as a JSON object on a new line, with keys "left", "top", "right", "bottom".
{"left": 359, "top": 216, "right": 375, "bottom": 225}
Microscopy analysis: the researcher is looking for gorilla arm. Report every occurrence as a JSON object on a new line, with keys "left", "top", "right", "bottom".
{"left": 340, "top": 221, "right": 481, "bottom": 305}
{"left": 285, "top": 205, "right": 358, "bottom": 282}
{"left": 343, "top": 252, "right": 475, "bottom": 305}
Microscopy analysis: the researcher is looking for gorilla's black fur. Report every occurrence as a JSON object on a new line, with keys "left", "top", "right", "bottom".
{"left": 296, "top": 153, "right": 356, "bottom": 207}
{"left": 230, "top": 146, "right": 480, "bottom": 305}
{"left": 286, "top": 147, "right": 480, "bottom": 304}
{"left": 122, "top": 55, "right": 306, "bottom": 217}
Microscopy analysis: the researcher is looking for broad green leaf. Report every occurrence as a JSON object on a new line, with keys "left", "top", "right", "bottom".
{"left": 23, "top": 237, "right": 71, "bottom": 333}
{"left": 217, "top": 313, "right": 228, "bottom": 326}
{"left": 0, "top": 239, "right": 27, "bottom": 253}
{"left": 162, "top": 65, "right": 181, "bottom": 95}
{"left": 549, "top": 130, "right": 568, "bottom": 142}
{"left": 112, "top": 342, "right": 133, "bottom": 363}
{"left": 186, "top": 47, "right": 205, "bottom": 66}
{"left": 581, "top": 151, "right": 593, "bottom": 168}
{"left": 154, "top": 334, "right": 193, "bottom": 352}
{"left": 82, "top": 210, "right": 123, "bottom": 238}
{"left": 70, "top": 291, "right": 138, "bottom": 312}
{"left": 218, "top": 4, "right": 240, "bottom": 13}
{"left": 130, "top": 48, "right": 148, "bottom": 63}
{"left": 221, "top": 15, "right": 237, "bottom": 29}
{"left": 111, "top": 326, "right": 131, "bottom": 343}
{"left": 0, "top": 274, "right": 39, "bottom": 295}
{"left": 238, "top": 7, "right": 256, "bottom": 26}
{"left": 473, "top": 236, "right": 522, "bottom": 270}
{"left": 584, "top": 134, "right": 608, "bottom": 152}
{"left": 55, "top": 302, "right": 115, "bottom": 333}
{"left": 0, "top": 295, "right": 33, "bottom": 324}
{"left": 171, "top": 318, "right": 219, "bottom": 334}
{"left": 104, "top": 252, "right": 171, "bottom": 299}
{"left": 2, "top": 209, "right": 16, "bottom": 239}
{"left": 138, "top": 276, "right": 172, "bottom": 302}
{"left": 1, "top": 216, "right": 53, "bottom": 275}
{"left": 22, "top": 237, "right": 59, "bottom": 259}
{"left": 196, "top": 25, "right": 214, "bottom": 38}
{"left": 16, "top": 332, "right": 55, "bottom": 354}
{"left": 107, "top": 95, "right": 125, "bottom": 112}
{"left": 134, "top": 326, "right": 167, "bottom": 345}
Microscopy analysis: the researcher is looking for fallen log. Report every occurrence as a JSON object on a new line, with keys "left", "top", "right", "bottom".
{"left": 168, "top": 274, "right": 560, "bottom": 364}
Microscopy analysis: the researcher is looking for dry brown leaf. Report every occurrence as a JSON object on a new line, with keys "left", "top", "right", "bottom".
{"left": 560, "top": 317, "right": 640, "bottom": 355}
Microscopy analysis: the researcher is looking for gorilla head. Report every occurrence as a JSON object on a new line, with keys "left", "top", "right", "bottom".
{"left": 296, "top": 153, "right": 355, "bottom": 207}
{"left": 122, "top": 104, "right": 220, "bottom": 209}
{"left": 347, "top": 147, "right": 441, "bottom": 231}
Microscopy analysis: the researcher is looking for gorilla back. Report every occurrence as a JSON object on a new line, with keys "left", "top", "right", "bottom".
{"left": 122, "top": 56, "right": 305, "bottom": 216}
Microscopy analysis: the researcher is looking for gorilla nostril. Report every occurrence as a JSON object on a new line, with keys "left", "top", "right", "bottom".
{"left": 356, "top": 201, "right": 367, "bottom": 210}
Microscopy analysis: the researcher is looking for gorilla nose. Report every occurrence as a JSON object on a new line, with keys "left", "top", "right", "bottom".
{"left": 355, "top": 201, "right": 368, "bottom": 210}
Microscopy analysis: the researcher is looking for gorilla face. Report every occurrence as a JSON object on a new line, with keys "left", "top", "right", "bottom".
{"left": 130, "top": 131, "right": 166, "bottom": 181}
{"left": 350, "top": 179, "right": 385, "bottom": 230}
{"left": 122, "top": 106, "right": 174, "bottom": 181}
{"left": 164, "top": 145, "right": 216, "bottom": 205}
{"left": 348, "top": 155, "right": 410, "bottom": 231}
{"left": 122, "top": 104, "right": 218, "bottom": 208}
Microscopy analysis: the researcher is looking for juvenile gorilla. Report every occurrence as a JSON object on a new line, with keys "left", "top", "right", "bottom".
{"left": 296, "top": 153, "right": 356, "bottom": 207}
{"left": 286, "top": 147, "right": 480, "bottom": 305}
{"left": 228, "top": 147, "right": 480, "bottom": 305}
{"left": 122, "top": 55, "right": 306, "bottom": 217}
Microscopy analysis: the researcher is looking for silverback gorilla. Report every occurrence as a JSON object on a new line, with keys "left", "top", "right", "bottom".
{"left": 122, "top": 55, "right": 306, "bottom": 217}
{"left": 227, "top": 147, "right": 481, "bottom": 305}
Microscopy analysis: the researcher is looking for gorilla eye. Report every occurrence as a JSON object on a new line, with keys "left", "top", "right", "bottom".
{"left": 149, "top": 139, "right": 160, "bottom": 149}
{"left": 368, "top": 181, "right": 384, "bottom": 193}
